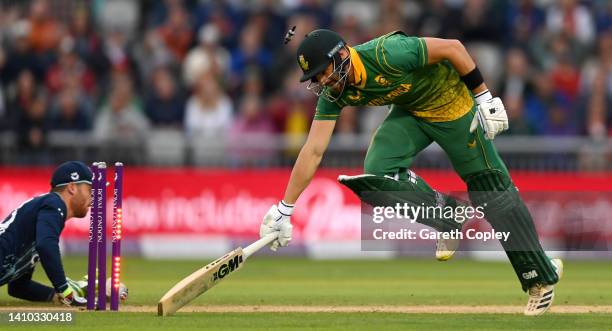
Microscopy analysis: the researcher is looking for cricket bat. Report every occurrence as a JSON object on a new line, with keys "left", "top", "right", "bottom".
{"left": 157, "top": 233, "right": 278, "bottom": 316}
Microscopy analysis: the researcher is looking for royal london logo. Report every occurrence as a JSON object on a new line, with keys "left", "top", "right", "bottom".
{"left": 374, "top": 75, "right": 390, "bottom": 87}
{"left": 298, "top": 54, "right": 309, "bottom": 71}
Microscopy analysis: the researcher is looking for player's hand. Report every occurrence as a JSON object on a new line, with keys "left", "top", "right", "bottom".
{"left": 260, "top": 201, "right": 294, "bottom": 251}
{"left": 57, "top": 286, "right": 87, "bottom": 307}
{"left": 66, "top": 276, "right": 87, "bottom": 297}
{"left": 470, "top": 92, "right": 509, "bottom": 140}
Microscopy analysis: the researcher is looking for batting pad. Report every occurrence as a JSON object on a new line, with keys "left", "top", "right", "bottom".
{"left": 466, "top": 170, "right": 560, "bottom": 291}
{"left": 338, "top": 174, "right": 463, "bottom": 233}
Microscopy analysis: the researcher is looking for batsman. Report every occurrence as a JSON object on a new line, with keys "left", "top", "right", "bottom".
{"left": 259, "top": 29, "right": 563, "bottom": 316}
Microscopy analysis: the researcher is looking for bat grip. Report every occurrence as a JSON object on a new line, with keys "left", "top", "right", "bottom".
{"left": 243, "top": 233, "right": 278, "bottom": 259}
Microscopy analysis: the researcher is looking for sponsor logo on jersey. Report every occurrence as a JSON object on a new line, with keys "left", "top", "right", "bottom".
{"left": 374, "top": 75, "right": 390, "bottom": 87}
{"left": 467, "top": 139, "right": 476, "bottom": 148}
{"left": 298, "top": 54, "right": 309, "bottom": 71}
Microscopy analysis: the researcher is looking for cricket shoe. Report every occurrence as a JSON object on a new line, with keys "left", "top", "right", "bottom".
{"left": 524, "top": 258, "right": 564, "bottom": 316}
{"left": 435, "top": 236, "right": 460, "bottom": 261}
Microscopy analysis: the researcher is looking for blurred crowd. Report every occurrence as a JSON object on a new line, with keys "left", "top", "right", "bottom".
{"left": 0, "top": 0, "right": 610, "bottom": 163}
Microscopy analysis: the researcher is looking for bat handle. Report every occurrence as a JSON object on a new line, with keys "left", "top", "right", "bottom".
{"left": 243, "top": 233, "right": 278, "bottom": 259}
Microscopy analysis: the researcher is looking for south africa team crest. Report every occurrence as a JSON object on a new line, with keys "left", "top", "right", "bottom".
{"left": 298, "top": 54, "right": 309, "bottom": 71}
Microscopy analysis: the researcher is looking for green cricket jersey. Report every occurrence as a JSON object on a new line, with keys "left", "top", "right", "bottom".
{"left": 314, "top": 31, "right": 474, "bottom": 122}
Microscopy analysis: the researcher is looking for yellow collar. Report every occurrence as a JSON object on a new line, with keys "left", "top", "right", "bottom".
{"left": 349, "top": 46, "right": 367, "bottom": 89}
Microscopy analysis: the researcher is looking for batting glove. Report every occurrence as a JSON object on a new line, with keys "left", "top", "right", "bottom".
{"left": 260, "top": 201, "right": 294, "bottom": 251}
{"left": 469, "top": 90, "right": 509, "bottom": 140}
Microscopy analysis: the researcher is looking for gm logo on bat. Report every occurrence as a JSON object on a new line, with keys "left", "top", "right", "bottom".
{"left": 213, "top": 255, "right": 244, "bottom": 280}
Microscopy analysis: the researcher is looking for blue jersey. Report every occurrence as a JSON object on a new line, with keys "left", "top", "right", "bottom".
{"left": 0, "top": 193, "right": 68, "bottom": 291}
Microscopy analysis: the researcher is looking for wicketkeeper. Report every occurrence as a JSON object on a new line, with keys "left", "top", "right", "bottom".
{"left": 259, "top": 29, "right": 563, "bottom": 316}
{"left": 0, "top": 161, "right": 91, "bottom": 306}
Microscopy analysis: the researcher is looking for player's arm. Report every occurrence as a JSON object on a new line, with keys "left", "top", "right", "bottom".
{"left": 423, "top": 38, "right": 487, "bottom": 94}
{"left": 284, "top": 119, "right": 336, "bottom": 203}
{"left": 259, "top": 119, "right": 336, "bottom": 250}
{"left": 35, "top": 208, "right": 69, "bottom": 293}
{"left": 423, "top": 37, "right": 508, "bottom": 139}
{"left": 35, "top": 208, "right": 87, "bottom": 306}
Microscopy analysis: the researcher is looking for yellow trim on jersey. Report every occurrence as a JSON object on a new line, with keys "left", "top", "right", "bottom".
{"left": 348, "top": 47, "right": 367, "bottom": 89}
{"left": 381, "top": 35, "right": 403, "bottom": 74}
{"left": 418, "top": 38, "right": 427, "bottom": 67}
{"left": 410, "top": 87, "right": 474, "bottom": 122}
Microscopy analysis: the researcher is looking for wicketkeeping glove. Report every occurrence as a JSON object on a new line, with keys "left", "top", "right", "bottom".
{"left": 260, "top": 201, "right": 294, "bottom": 251}
{"left": 57, "top": 285, "right": 87, "bottom": 307}
{"left": 469, "top": 90, "right": 509, "bottom": 140}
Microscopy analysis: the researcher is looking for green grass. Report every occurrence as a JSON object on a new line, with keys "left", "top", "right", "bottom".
{"left": 4, "top": 313, "right": 612, "bottom": 331}
{"left": 1, "top": 257, "right": 611, "bottom": 330}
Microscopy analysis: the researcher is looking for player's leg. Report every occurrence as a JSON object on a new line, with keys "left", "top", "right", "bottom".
{"left": 423, "top": 108, "right": 561, "bottom": 315}
{"left": 7, "top": 268, "right": 55, "bottom": 302}
{"left": 342, "top": 105, "right": 464, "bottom": 244}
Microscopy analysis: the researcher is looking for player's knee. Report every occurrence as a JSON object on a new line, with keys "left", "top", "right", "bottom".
{"left": 465, "top": 170, "right": 511, "bottom": 192}
{"left": 7, "top": 282, "right": 25, "bottom": 298}
{"left": 363, "top": 157, "right": 387, "bottom": 176}
{"left": 465, "top": 170, "right": 519, "bottom": 212}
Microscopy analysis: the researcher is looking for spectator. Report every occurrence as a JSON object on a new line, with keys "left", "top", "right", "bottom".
{"left": 506, "top": 0, "right": 546, "bottom": 48}
{"left": 268, "top": 14, "right": 317, "bottom": 95}
{"left": 97, "top": 0, "right": 139, "bottom": 39}
{"left": 183, "top": 23, "right": 231, "bottom": 88}
{"left": 94, "top": 74, "right": 149, "bottom": 141}
{"left": 525, "top": 73, "right": 577, "bottom": 135}
{"left": 229, "top": 20, "right": 272, "bottom": 93}
{"left": 144, "top": 66, "right": 185, "bottom": 128}
{"left": 417, "top": 0, "right": 454, "bottom": 38}
{"left": 229, "top": 94, "right": 276, "bottom": 165}
{"left": 50, "top": 87, "right": 91, "bottom": 131}
{"left": 134, "top": 30, "right": 175, "bottom": 85}
{"left": 156, "top": 5, "right": 193, "bottom": 62}
{"left": 27, "top": 0, "right": 63, "bottom": 55}
{"left": 184, "top": 72, "right": 232, "bottom": 138}
{"left": 1, "top": 20, "right": 45, "bottom": 84}
{"left": 68, "top": 6, "right": 108, "bottom": 81}
{"left": 45, "top": 37, "right": 96, "bottom": 96}
{"left": 499, "top": 48, "right": 534, "bottom": 102}
{"left": 546, "top": 0, "right": 596, "bottom": 47}
{"left": 505, "top": 95, "right": 534, "bottom": 135}
{"left": 15, "top": 90, "right": 50, "bottom": 152}
{"left": 5, "top": 70, "right": 38, "bottom": 129}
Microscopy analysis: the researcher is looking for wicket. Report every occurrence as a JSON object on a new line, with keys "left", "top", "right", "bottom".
{"left": 88, "top": 162, "right": 124, "bottom": 311}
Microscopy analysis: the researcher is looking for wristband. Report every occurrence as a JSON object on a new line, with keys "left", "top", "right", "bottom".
{"left": 61, "top": 286, "right": 73, "bottom": 297}
{"left": 474, "top": 90, "right": 493, "bottom": 105}
{"left": 461, "top": 67, "right": 485, "bottom": 90}
{"left": 278, "top": 200, "right": 294, "bottom": 216}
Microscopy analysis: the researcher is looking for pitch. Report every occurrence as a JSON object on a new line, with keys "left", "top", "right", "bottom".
{"left": 1, "top": 257, "right": 611, "bottom": 330}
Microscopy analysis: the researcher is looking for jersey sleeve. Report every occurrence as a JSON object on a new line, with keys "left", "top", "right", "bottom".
{"left": 313, "top": 96, "right": 342, "bottom": 121}
{"left": 35, "top": 206, "right": 67, "bottom": 292}
{"left": 376, "top": 32, "right": 428, "bottom": 74}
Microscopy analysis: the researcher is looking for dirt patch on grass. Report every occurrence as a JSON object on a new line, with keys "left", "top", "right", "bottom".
{"left": 2, "top": 305, "right": 611, "bottom": 314}
{"left": 125, "top": 305, "right": 612, "bottom": 314}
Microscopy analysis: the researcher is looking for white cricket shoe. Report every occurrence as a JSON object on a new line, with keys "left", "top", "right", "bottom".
{"left": 524, "top": 258, "right": 564, "bottom": 316}
{"left": 435, "top": 236, "right": 460, "bottom": 261}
